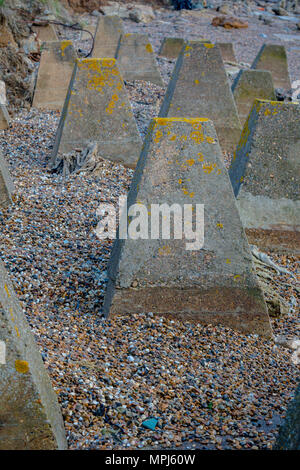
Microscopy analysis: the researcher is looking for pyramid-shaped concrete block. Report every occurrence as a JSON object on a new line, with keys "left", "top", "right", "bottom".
{"left": 103, "top": 117, "right": 272, "bottom": 337}
{"left": 158, "top": 38, "right": 235, "bottom": 64}
{"left": 159, "top": 42, "right": 242, "bottom": 154}
{"left": 92, "top": 15, "right": 124, "bottom": 58}
{"left": 232, "top": 70, "right": 276, "bottom": 126}
{"left": 0, "top": 152, "right": 14, "bottom": 208}
{"left": 116, "top": 33, "right": 164, "bottom": 86}
{"left": 0, "top": 104, "right": 9, "bottom": 130}
{"left": 32, "top": 24, "right": 58, "bottom": 42}
{"left": 0, "top": 260, "right": 67, "bottom": 449}
{"left": 32, "top": 41, "right": 77, "bottom": 111}
{"left": 218, "top": 42, "right": 236, "bottom": 63}
{"left": 158, "top": 37, "right": 185, "bottom": 59}
{"left": 251, "top": 44, "right": 291, "bottom": 90}
{"left": 229, "top": 99, "right": 300, "bottom": 252}
{"left": 50, "top": 58, "right": 142, "bottom": 168}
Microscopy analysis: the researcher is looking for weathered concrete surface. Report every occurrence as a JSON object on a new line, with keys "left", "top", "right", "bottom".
{"left": 159, "top": 42, "right": 242, "bottom": 154}
{"left": 104, "top": 118, "right": 272, "bottom": 338}
{"left": 0, "top": 152, "right": 14, "bottom": 208}
{"left": 274, "top": 382, "right": 300, "bottom": 450}
{"left": 0, "top": 104, "right": 9, "bottom": 130}
{"left": 158, "top": 37, "right": 185, "bottom": 59}
{"left": 229, "top": 99, "right": 300, "bottom": 252}
{"left": 32, "top": 24, "right": 58, "bottom": 42}
{"left": 218, "top": 42, "right": 236, "bottom": 63}
{"left": 0, "top": 80, "right": 9, "bottom": 130}
{"left": 32, "top": 41, "right": 77, "bottom": 111}
{"left": 0, "top": 80, "right": 6, "bottom": 105}
{"left": 0, "top": 260, "right": 67, "bottom": 449}
{"left": 251, "top": 44, "right": 291, "bottom": 90}
{"left": 80, "top": 22, "right": 96, "bottom": 41}
{"left": 50, "top": 58, "right": 142, "bottom": 168}
{"left": 93, "top": 15, "right": 124, "bottom": 58}
{"left": 116, "top": 33, "right": 164, "bottom": 86}
{"left": 158, "top": 38, "right": 235, "bottom": 64}
{"left": 232, "top": 70, "right": 276, "bottom": 126}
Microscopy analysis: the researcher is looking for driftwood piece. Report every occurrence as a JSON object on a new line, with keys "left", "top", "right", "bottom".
{"left": 250, "top": 245, "right": 297, "bottom": 318}
{"left": 50, "top": 142, "right": 102, "bottom": 176}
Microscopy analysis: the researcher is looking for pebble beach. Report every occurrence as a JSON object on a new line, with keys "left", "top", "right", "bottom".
{"left": 0, "top": 5, "right": 299, "bottom": 450}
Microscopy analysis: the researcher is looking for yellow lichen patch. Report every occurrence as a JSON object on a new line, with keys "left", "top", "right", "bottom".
{"left": 15, "top": 360, "right": 29, "bottom": 373}
{"left": 185, "top": 45, "right": 192, "bottom": 51}
{"left": 186, "top": 158, "right": 195, "bottom": 166}
{"left": 189, "top": 192, "right": 194, "bottom": 198}
{"left": 194, "top": 79, "right": 199, "bottom": 85}
{"left": 178, "top": 179, "right": 183, "bottom": 184}
{"left": 190, "top": 130, "right": 204, "bottom": 144}
{"left": 60, "top": 40, "right": 72, "bottom": 57}
{"left": 198, "top": 152, "right": 204, "bottom": 162}
{"left": 202, "top": 163, "right": 216, "bottom": 174}
{"left": 233, "top": 274, "right": 241, "bottom": 281}
{"left": 145, "top": 43, "right": 153, "bottom": 53}
{"left": 255, "top": 99, "right": 284, "bottom": 106}
{"left": 154, "top": 118, "right": 210, "bottom": 125}
{"left": 15, "top": 326, "right": 20, "bottom": 338}
{"left": 78, "top": 59, "right": 118, "bottom": 94}
{"left": 154, "top": 130, "right": 163, "bottom": 143}
{"left": 226, "top": 258, "right": 231, "bottom": 264}
{"left": 216, "top": 223, "right": 223, "bottom": 229}
{"left": 158, "top": 246, "right": 172, "bottom": 256}
{"left": 204, "top": 43, "right": 214, "bottom": 48}
{"left": 4, "top": 283, "right": 10, "bottom": 298}
{"left": 192, "top": 122, "right": 202, "bottom": 131}
{"left": 264, "top": 108, "right": 271, "bottom": 116}
{"left": 206, "top": 136, "right": 215, "bottom": 144}
{"left": 9, "top": 307, "right": 14, "bottom": 322}
{"left": 99, "top": 57, "right": 116, "bottom": 67}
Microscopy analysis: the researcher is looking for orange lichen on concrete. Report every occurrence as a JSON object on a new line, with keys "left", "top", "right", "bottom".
{"left": 145, "top": 43, "right": 153, "bottom": 53}
{"left": 154, "top": 117, "right": 210, "bottom": 125}
{"left": 15, "top": 360, "right": 29, "bottom": 373}
{"left": 60, "top": 40, "right": 72, "bottom": 57}
{"left": 4, "top": 284, "right": 10, "bottom": 297}
{"left": 77, "top": 59, "right": 119, "bottom": 94}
